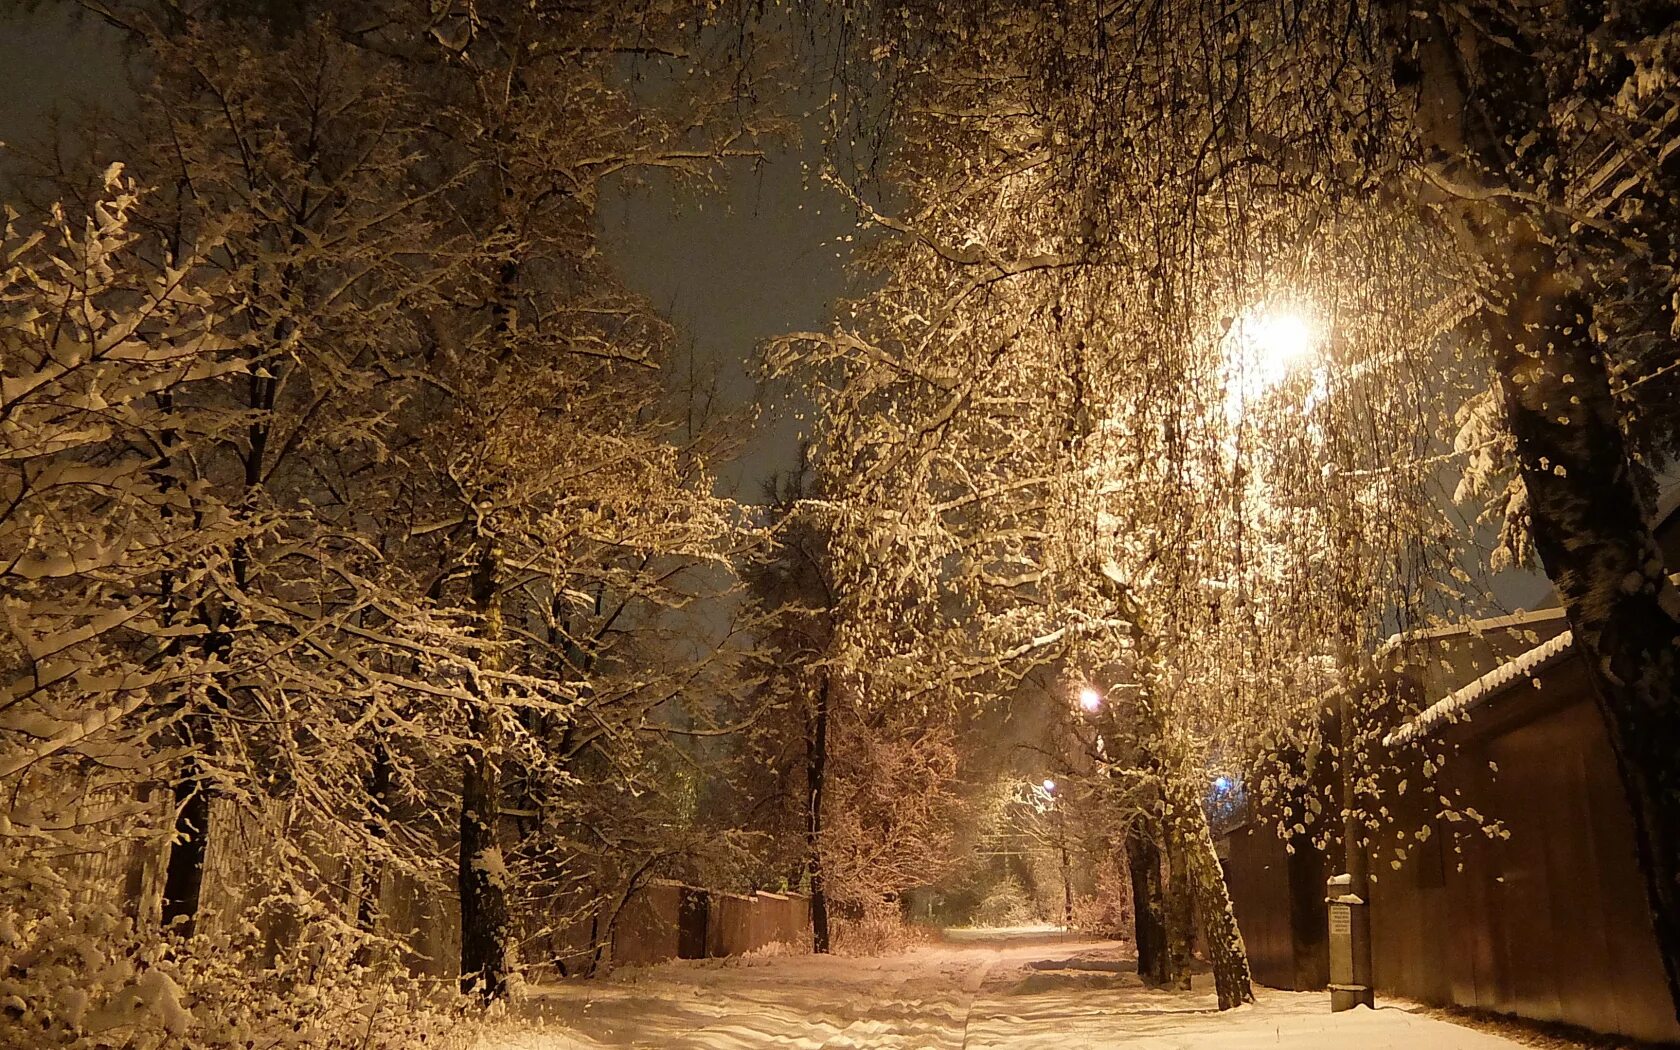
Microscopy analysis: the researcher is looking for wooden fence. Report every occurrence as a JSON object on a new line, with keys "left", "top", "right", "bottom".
{"left": 615, "top": 883, "right": 812, "bottom": 967}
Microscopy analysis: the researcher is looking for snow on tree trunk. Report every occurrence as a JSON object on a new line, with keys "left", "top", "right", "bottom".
{"left": 1166, "top": 780, "right": 1255, "bottom": 1010}
{"left": 1135, "top": 609, "right": 1253, "bottom": 1005}
{"left": 459, "top": 724, "right": 510, "bottom": 1001}
{"left": 1162, "top": 832, "right": 1194, "bottom": 992}
{"left": 357, "top": 741, "right": 393, "bottom": 938}
{"left": 460, "top": 548, "right": 511, "bottom": 1002}
{"left": 1487, "top": 224, "right": 1680, "bottom": 1016}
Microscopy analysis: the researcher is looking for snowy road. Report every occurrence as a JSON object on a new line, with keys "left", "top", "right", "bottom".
{"left": 482, "top": 934, "right": 1541, "bottom": 1050}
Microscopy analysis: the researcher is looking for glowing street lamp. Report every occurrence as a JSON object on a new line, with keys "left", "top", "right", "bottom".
{"left": 1077, "top": 686, "right": 1103, "bottom": 713}
{"left": 1223, "top": 303, "right": 1324, "bottom": 421}
{"left": 1041, "top": 778, "right": 1057, "bottom": 794}
{"left": 1241, "top": 307, "right": 1319, "bottom": 385}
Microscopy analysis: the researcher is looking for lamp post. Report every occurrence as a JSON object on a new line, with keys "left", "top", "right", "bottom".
{"left": 1037, "top": 778, "right": 1075, "bottom": 929}
{"left": 1042, "top": 780, "right": 1074, "bottom": 928}
{"left": 1329, "top": 677, "right": 1374, "bottom": 1011}
{"left": 1067, "top": 683, "right": 1105, "bottom": 929}
{"left": 1227, "top": 300, "right": 1372, "bottom": 1011}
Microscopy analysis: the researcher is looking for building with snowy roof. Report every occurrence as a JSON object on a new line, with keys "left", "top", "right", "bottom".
{"left": 1219, "top": 505, "right": 1680, "bottom": 1044}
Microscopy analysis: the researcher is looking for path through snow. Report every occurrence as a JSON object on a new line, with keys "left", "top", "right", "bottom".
{"left": 479, "top": 932, "right": 1544, "bottom": 1049}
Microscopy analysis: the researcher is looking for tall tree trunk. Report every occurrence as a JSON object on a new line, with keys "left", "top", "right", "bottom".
{"left": 161, "top": 752, "right": 211, "bottom": 933}
{"left": 807, "top": 673, "right": 832, "bottom": 953}
{"left": 456, "top": 66, "right": 527, "bottom": 996}
{"left": 1058, "top": 809, "right": 1074, "bottom": 928}
{"left": 1097, "top": 572, "right": 1253, "bottom": 1003}
{"left": 1167, "top": 781, "right": 1255, "bottom": 1010}
{"left": 123, "top": 784, "right": 158, "bottom": 924}
{"left": 161, "top": 358, "right": 260, "bottom": 936}
{"left": 161, "top": 654, "right": 230, "bottom": 933}
{"left": 1162, "top": 832, "right": 1194, "bottom": 991}
{"left": 357, "top": 740, "right": 393, "bottom": 937}
{"left": 1125, "top": 826, "right": 1166, "bottom": 982}
{"left": 460, "top": 547, "right": 511, "bottom": 1002}
{"left": 150, "top": 394, "right": 193, "bottom": 932}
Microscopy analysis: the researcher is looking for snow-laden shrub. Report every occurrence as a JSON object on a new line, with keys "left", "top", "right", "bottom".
{"left": 829, "top": 899, "right": 931, "bottom": 956}
{"left": 973, "top": 877, "right": 1035, "bottom": 928}
{"left": 0, "top": 870, "right": 467, "bottom": 1050}
{"left": 707, "top": 940, "right": 806, "bottom": 968}
{"left": 1071, "top": 863, "right": 1133, "bottom": 939}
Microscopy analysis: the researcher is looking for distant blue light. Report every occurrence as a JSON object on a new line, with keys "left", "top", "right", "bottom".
{"left": 1213, "top": 776, "right": 1232, "bottom": 792}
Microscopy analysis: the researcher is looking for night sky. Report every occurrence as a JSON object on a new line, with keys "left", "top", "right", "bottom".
{"left": 599, "top": 138, "right": 856, "bottom": 500}
{"left": 0, "top": 5, "right": 853, "bottom": 502}
{"left": 0, "top": 7, "right": 124, "bottom": 149}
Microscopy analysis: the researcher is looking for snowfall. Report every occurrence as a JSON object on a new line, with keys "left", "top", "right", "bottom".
{"left": 475, "top": 930, "right": 1539, "bottom": 1050}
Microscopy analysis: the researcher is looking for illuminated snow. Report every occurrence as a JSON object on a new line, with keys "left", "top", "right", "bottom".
{"left": 481, "top": 935, "right": 1543, "bottom": 1050}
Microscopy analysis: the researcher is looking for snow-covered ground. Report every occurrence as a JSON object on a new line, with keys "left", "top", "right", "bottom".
{"left": 477, "top": 934, "right": 1545, "bottom": 1048}
{"left": 479, "top": 934, "right": 1539, "bottom": 1050}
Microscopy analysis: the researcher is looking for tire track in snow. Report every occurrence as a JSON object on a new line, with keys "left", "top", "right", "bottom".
{"left": 814, "top": 949, "right": 997, "bottom": 1050}
{"left": 504, "top": 934, "right": 1109, "bottom": 1049}
{"left": 953, "top": 952, "right": 998, "bottom": 1050}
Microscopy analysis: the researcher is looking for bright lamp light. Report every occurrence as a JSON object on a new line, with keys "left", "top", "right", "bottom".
{"left": 1243, "top": 309, "right": 1317, "bottom": 384}
{"left": 1223, "top": 303, "right": 1323, "bottom": 420}
{"left": 1077, "top": 686, "right": 1102, "bottom": 713}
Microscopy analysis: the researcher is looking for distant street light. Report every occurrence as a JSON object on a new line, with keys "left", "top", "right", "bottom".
{"left": 1077, "top": 686, "right": 1102, "bottom": 713}
{"left": 1030, "top": 775, "right": 1074, "bottom": 929}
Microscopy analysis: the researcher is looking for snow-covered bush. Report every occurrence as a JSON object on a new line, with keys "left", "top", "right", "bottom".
{"left": 973, "top": 877, "right": 1036, "bottom": 928}
{"left": 1071, "top": 863, "right": 1134, "bottom": 940}
{"left": 710, "top": 940, "right": 806, "bottom": 968}
{"left": 830, "top": 899, "right": 931, "bottom": 957}
{"left": 0, "top": 886, "right": 465, "bottom": 1049}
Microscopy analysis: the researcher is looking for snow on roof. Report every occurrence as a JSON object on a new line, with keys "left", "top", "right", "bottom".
{"left": 1376, "top": 606, "right": 1568, "bottom": 656}
{"left": 1371, "top": 489, "right": 1679, "bottom": 750}
{"left": 1382, "top": 628, "right": 1576, "bottom": 748}
{"left": 1657, "top": 484, "right": 1680, "bottom": 528}
{"left": 1381, "top": 566, "right": 1680, "bottom": 748}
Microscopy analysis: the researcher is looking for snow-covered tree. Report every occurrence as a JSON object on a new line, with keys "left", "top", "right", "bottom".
{"left": 1, "top": 175, "right": 245, "bottom": 908}
{"left": 785, "top": 0, "right": 1680, "bottom": 1015}
{"left": 7, "top": 0, "right": 781, "bottom": 1017}
{"left": 739, "top": 457, "right": 843, "bottom": 950}
{"left": 1388, "top": 2, "right": 1680, "bottom": 1006}
{"left": 769, "top": 0, "right": 1507, "bottom": 1011}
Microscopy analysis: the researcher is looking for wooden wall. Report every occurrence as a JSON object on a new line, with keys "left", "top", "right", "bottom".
{"left": 1369, "top": 660, "right": 1680, "bottom": 1043}
{"left": 1223, "top": 653, "right": 1680, "bottom": 1043}
{"left": 612, "top": 882, "right": 684, "bottom": 966}
{"left": 703, "top": 890, "right": 812, "bottom": 958}
{"left": 1224, "top": 816, "right": 1331, "bottom": 991}
{"left": 1225, "top": 821, "right": 1299, "bottom": 989}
